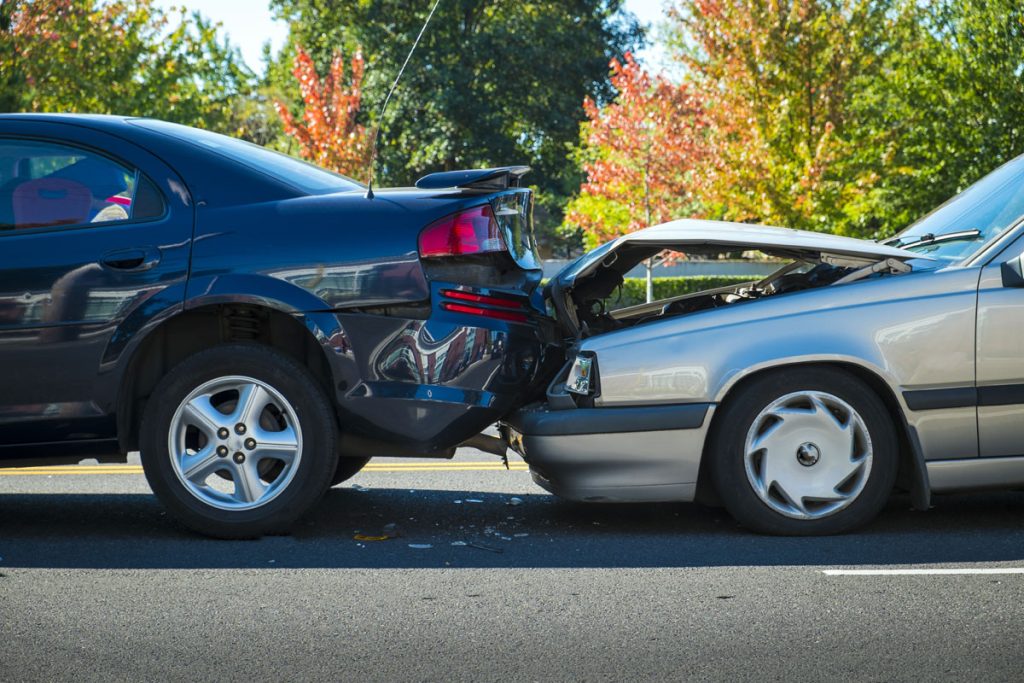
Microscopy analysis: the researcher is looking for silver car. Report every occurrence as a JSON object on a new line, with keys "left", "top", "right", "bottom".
{"left": 503, "top": 154, "right": 1024, "bottom": 535}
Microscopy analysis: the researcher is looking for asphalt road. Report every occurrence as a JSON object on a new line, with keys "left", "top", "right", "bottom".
{"left": 1, "top": 450, "right": 1023, "bottom": 682}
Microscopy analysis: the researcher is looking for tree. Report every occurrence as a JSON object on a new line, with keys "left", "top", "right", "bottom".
{"left": 0, "top": 0, "right": 261, "bottom": 138}
{"left": 269, "top": 0, "right": 644, "bottom": 254}
{"left": 667, "top": 0, "right": 895, "bottom": 236}
{"left": 274, "top": 46, "right": 372, "bottom": 178}
{"left": 663, "top": 0, "right": 1024, "bottom": 239}
{"left": 841, "top": 0, "right": 1024, "bottom": 237}
{"left": 565, "top": 53, "right": 711, "bottom": 300}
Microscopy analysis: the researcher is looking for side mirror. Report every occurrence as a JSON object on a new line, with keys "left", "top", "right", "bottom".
{"left": 1001, "top": 254, "right": 1024, "bottom": 288}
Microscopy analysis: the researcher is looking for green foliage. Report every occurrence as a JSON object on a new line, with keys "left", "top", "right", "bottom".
{"left": 652, "top": 0, "right": 1024, "bottom": 240}
{"left": 666, "top": 0, "right": 896, "bottom": 237}
{"left": 268, "top": 0, "right": 644, "bottom": 253}
{"left": 608, "top": 276, "right": 753, "bottom": 308}
{"left": 0, "top": 0, "right": 270, "bottom": 141}
{"left": 839, "top": 0, "right": 1024, "bottom": 238}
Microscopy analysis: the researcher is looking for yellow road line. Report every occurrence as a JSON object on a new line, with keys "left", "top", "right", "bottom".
{"left": 0, "top": 461, "right": 529, "bottom": 476}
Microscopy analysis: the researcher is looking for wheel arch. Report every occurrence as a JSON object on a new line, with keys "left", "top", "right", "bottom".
{"left": 695, "top": 360, "right": 930, "bottom": 511}
{"left": 115, "top": 300, "right": 342, "bottom": 453}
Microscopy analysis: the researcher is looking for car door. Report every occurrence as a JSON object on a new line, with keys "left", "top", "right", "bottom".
{"left": 0, "top": 121, "right": 193, "bottom": 452}
{"left": 976, "top": 226, "right": 1024, "bottom": 457}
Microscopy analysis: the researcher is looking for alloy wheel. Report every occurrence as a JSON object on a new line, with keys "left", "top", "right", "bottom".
{"left": 167, "top": 375, "right": 303, "bottom": 511}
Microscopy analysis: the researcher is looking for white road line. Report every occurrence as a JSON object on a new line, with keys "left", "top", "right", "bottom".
{"left": 823, "top": 568, "right": 1024, "bottom": 576}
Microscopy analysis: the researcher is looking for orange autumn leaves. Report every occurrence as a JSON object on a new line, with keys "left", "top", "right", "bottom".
{"left": 274, "top": 46, "right": 373, "bottom": 178}
{"left": 566, "top": 53, "right": 713, "bottom": 249}
{"left": 569, "top": 1, "right": 881, "bottom": 247}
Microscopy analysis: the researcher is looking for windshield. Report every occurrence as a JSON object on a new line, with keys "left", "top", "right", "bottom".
{"left": 893, "top": 154, "right": 1024, "bottom": 263}
{"left": 130, "top": 119, "right": 364, "bottom": 195}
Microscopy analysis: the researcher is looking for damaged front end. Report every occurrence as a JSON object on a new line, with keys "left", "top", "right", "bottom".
{"left": 500, "top": 218, "right": 928, "bottom": 503}
{"left": 547, "top": 219, "right": 925, "bottom": 342}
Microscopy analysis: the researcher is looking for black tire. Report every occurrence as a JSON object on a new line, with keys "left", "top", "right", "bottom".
{"left": 708, "top": 366, "right": 898, "bottom": 536}
{"left": 140, "top": 343, "right": 337, "bottom": 539}
{"left": 330, "top": 456, "right": 370, "bottom": 486}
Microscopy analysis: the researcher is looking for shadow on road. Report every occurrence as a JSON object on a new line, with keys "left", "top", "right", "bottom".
{"left": 1, "top": 488, "right": 1023, "bottom": 569}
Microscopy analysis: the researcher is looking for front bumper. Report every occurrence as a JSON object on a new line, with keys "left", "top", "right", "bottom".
{"left": 502, "top": 401, "right": 714, "bottom": 503}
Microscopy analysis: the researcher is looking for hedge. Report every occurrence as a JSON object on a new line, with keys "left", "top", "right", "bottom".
{"left": 609, "top": 276, "right": 754, "bottom": 308}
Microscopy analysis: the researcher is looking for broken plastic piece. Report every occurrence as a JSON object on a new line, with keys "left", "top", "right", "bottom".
{"left": 467, "top": 542, "right": 503, "bottom": 554}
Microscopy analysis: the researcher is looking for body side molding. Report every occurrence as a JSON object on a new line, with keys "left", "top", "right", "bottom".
{"left": 927, "top": 456, "right": 1024, "bottom": 493}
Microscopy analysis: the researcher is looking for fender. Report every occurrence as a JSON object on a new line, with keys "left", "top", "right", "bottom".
{"left": 184, "top": 272, "right": 334, "bottom": 314}
{"left": 712, "top": 353, "right": 905, "bottom": 408}
{"left": 95, "top": 283, "right": 188, "bottom": 410}
{"left": 711, "top": 354, "right": 932, "bottom": 511}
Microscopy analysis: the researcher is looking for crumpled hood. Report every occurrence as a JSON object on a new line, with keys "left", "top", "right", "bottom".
{"left": 555, "top": 218, "right": 926, "bottom": 287}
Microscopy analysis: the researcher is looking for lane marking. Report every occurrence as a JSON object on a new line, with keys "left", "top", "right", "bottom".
{"left": 823, "top": 568, "right": 1024, "bottom": 576}
{"left": 0, "top": 461, "right": 529, "bottom": 476}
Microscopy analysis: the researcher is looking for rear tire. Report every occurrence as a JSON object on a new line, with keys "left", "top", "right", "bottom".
{"left": 140, "top": 343, "right": 337, "bottom": 539}
{"left": 708, "top": 366, "right": 898, "bottom": 536}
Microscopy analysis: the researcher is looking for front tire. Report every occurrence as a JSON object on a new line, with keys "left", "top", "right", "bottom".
{"left": 708, "top": 367, "right": 898, "bottom": 535}
{"left": 140, "top": 344, "right": 337, "bottom": 539}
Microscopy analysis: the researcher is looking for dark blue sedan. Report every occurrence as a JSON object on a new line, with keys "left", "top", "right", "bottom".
{"left": 0, "top": 114, "right": 557, "bottom": 537}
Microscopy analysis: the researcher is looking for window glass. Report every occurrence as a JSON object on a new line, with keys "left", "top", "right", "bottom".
{"left": 130, "top": 118, "right": 364, "bottom": 195}
{"left": 895, "top": 154, "right": 1024, "bottom": 263}
{"left": 0, "top": 139, "right": 162, "bottom": 231}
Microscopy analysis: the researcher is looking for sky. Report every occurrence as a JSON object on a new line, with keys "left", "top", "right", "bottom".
{"left": 157, "top": 0, "right": 671, "bottom": 74}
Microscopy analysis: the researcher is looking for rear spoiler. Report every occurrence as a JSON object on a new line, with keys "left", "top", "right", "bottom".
{"left": 415, "top": 166, "right": 530, "bottom": 191}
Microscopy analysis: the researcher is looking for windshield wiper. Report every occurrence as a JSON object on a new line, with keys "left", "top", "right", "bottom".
{"left": 884, "top": 229, "right": 982, "bottom": 249}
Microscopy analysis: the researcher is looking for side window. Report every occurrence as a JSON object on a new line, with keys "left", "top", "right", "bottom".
{"left": 0, "top": 139, "right": 165, "bottom": 232}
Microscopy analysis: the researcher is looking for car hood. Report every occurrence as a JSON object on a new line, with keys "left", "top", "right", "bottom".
{"left": 554, "top": 219, "right": 926, "bottom": 287}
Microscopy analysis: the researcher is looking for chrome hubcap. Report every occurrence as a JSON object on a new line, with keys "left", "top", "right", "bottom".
{"left": 168, "top": 376, "right": 303, "bottom": 511}
{"left": 743, "top": 391, "right": 872, "bottom": 520}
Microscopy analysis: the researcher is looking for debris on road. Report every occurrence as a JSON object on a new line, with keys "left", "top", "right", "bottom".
{"left": 354, "top": 523, "right": 401, "bottom": 542}
{"left": 466, "top": 542, "right": 503, "bottom": 554}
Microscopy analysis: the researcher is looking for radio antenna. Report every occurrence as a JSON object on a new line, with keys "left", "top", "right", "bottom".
{"left": 365, "top": 0, "right": 443, "bottom": 199}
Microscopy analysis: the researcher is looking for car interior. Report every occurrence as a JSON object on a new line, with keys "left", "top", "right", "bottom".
{"left": 0, "top": 143, "right": 136, "bottom": 231}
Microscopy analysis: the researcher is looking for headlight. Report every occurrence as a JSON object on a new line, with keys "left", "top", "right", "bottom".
{"left": 566, "top": 354, "right": 595, "bottom": 395}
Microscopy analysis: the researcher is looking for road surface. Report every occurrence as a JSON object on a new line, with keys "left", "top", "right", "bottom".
{"left": 1, "top": 450, "right": 1022, "bottom": 681}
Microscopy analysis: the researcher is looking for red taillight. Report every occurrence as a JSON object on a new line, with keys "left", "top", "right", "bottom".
{"left": 439, "top": 288, "right": 531, "bottom": 323}
{"left": 440, "top": 302, "right": 529, "bottom": 323}
{"left": 418, "top": 205, "right": 505, "bottom": 257}
{"left": 441, "top": 288, "right": 525, "bottom": 310}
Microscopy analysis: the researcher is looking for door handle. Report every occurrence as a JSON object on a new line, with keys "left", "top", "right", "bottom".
{"left": 100, "top": 246, "right": 161, "bottom": 272}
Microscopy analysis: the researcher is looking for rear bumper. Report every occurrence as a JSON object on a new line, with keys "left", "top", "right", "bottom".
{"left": 329, "top": 307, "right": 561, "bottom": 452}
{"left": 503, "top": 402, "right": 714, "bottom": 502}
